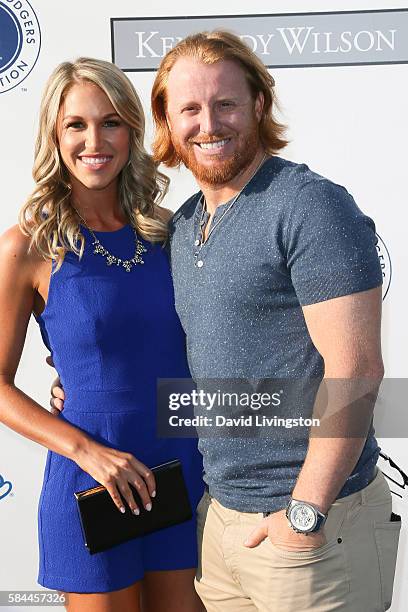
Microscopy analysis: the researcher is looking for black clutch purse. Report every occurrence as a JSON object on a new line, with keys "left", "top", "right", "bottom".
{"left": 74, "top": 459, "right": 192, "bottom": 554}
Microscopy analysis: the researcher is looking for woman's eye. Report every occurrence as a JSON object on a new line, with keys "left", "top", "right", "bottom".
{"left": 64, "top": 120, "right": 121, "bottom": 129}
{"left": 66, "top": 122, "right": 83, "bottom": 129}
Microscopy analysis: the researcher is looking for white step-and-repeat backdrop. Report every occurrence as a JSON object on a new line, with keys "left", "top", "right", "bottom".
{"left": 0, "top": 1, "right": 407, "bottom": 610}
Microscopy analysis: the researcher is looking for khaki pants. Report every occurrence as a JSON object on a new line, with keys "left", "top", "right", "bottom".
{"left": 195, "top": 469, "right": 401, "bottom": 611}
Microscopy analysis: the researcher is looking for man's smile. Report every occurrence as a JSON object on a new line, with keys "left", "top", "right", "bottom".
{"left": 194, "top": 138, "right": 231, "bottom": 150}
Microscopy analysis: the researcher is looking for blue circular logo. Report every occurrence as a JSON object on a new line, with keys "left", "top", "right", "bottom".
{"left": 0, "top": 0, "right": 41, "bottom": 94}
{"left": 0, "top": 4, "right": 22, "bottom": 73}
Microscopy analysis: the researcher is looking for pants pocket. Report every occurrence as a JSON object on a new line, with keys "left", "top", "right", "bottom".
{"left": 263, "top": 536, "right": 350, "bottom": 608}
{"left": 374, "top": 513, "right": 402, "bottom": 610}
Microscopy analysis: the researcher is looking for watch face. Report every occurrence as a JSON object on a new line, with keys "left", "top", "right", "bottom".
{"left": 289, "top": 503, "right": 317, "bottom": 532}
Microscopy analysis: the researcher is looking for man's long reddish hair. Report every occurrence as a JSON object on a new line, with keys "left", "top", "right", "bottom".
{"left": 151, "top": 30, "right": 288, "bottom": 167}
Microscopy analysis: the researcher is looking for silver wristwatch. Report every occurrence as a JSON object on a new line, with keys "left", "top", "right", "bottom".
{"left": 285, "top": 499, "right": 327, "bottom": 534}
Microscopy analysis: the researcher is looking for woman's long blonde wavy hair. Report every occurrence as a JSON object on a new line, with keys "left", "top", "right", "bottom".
{"left": 20, "top": 57, "right": 169, "bottom": 269}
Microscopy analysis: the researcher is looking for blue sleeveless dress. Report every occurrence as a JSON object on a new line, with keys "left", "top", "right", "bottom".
{"left": 34, "top": 225, "right": 204, "bottom": 593}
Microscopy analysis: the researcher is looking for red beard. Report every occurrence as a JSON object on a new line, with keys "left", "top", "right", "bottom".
{"left": 172, "top": 119, "right": 260, "bottom": 186}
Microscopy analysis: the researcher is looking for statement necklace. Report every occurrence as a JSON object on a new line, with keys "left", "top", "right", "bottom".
{"left": 74, "top": 208, "right": 147, "bottom": 272}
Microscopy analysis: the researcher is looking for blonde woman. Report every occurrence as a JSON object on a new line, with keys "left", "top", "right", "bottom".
{"left": 0, "top": 58, "right": 204, "bottom": 612}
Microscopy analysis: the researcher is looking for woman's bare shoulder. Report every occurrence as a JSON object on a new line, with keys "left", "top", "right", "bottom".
{"left": 0, "top": 224, "right": 37, "bottom": 264}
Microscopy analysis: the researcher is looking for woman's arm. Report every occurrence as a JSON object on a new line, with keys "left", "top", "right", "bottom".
{"left": 0, "top": 225, "right": 155, "bottom": 513}
{"left": 0, "top": 225, "right": 85, "bottom": 454}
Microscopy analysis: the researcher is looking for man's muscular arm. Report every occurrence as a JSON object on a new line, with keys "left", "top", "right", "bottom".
{"left": 290, "top": 285, "right": 383, "bottom": 512}
{"left": 245, "top": 285, "right": 383, "bottom": 550}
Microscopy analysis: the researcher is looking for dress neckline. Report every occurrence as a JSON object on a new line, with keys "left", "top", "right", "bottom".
{"left": 80, "top": 223, "right": 130, "bottom": 235}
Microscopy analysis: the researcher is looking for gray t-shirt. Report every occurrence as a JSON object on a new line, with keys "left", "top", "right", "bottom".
{"left": 169, "top": 156, "right": 383, "bottom": 512}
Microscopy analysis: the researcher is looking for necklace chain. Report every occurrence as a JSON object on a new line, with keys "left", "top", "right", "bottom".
{"left": 194, "top": 154, "right": 267, "bottom": 266}
{"left": 73, "top": 208, "right": 147, "bottom": 272}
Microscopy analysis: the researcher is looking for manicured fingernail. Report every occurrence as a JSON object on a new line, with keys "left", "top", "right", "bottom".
{"left": 145, "top": 503, "right": 152, "bottom": 511}
{"left": 151, "top": 490, "right": 156, "bottom": 498}
{"left": 133, "top": 508, "right": 140, "bottom": 516}
{"left": 120, "top": 507, "right": 126, "bottom": 513}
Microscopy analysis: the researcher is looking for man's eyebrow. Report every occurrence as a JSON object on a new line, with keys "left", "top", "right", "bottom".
{"left": 216, "top": 97, "right": 239, "bottom": 102}
{"left": 177, "top": 100, "right": 198, "bottom": 107}
{"left": 176, "top": 96, "right": 239, "bottom": 107}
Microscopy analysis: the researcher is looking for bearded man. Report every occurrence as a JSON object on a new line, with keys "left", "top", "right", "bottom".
{"left": 150, "top": 31, "right": 400, "bottom": 612}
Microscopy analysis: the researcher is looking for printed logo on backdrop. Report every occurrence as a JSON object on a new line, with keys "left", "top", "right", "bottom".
{"left": 111, "top": 9, "right": 408, "bottom": 71}
{"left": 0, "top": 474, "right": 13, "bottom": 500}
{"left": 0, "top": 0, "right": 41, "bottom": 94}
{"left": 375, "top": 234, "right": 392, "bottom": 300}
